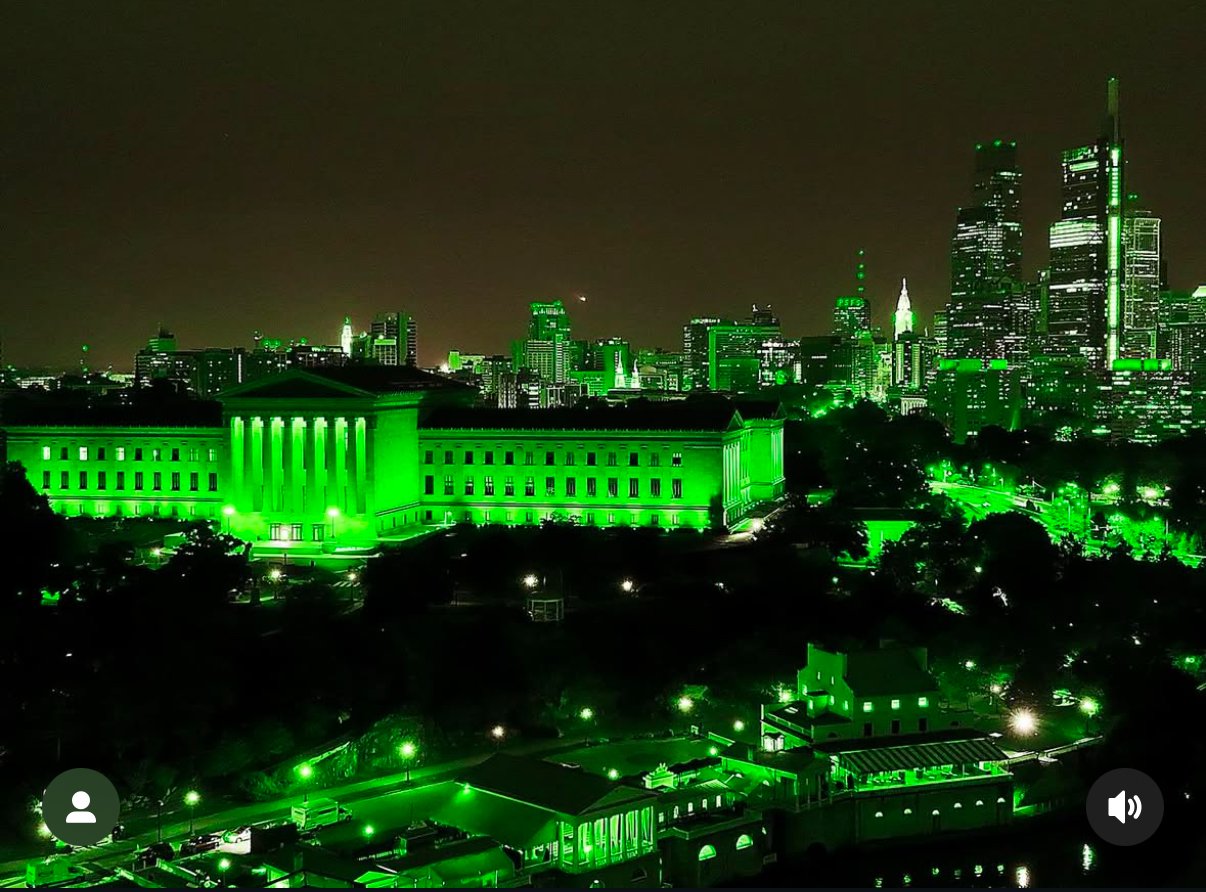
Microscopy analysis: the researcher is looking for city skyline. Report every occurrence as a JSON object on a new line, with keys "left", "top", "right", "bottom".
{"left": 3, "top": 2, "right": 1206, "bottom": 370}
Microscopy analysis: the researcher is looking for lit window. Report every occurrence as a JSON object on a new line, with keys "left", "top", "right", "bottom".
{"left": 465, "top": 478, "right": 474, "bottom": 495}
{"left": 116, "top": 447, "right": 126, "bottom": 461}
{"left": 891, "top": 699, "right": 901, "bottom": 710}
{"left": 874, "top": 811, "right": 884, "bottom": 818}
{"left": 524, "top": 477, "right": 535, "bottom": 497}
{"left": 79, "top": 446, "right": 88, "bottom": 461}
{"left": 954, "top": 802, "right": 963, "bottom": 809}
{"left": 672, "top": 452, "right": 683, "bottom": 466}
{"left": 546, "top": 477, "right": 555, "bottom": 496}
{"left": 698, "top": 844, "right": 716, "bottom": 862}
{"left": 672, "top": 478, "right": 683, "bottom": 499}
{"left": 42, "top": 446, "right": 51, "bottom": 460}
{"left": 903, "top": 808, "right": 913, "bottom": 815}
{"left": 735, "top": 834, "right": 753, "bottom": 850}
{"left": 629, "top": 479, "right": 639, "bottom": 497}
{"left": 484, "top": 476, "right": 494, "bottom": 496}
{"left": 918, "top": 697, "right": 929, "bottom": 708}
{"left": 862, "top": 701, "right": 873, "bottom": 713}
{"left": 443, "top": 476, "right": 454, "bottom": 495}
{"left": 505, "top": 477, "right": 515, "bottom": 496}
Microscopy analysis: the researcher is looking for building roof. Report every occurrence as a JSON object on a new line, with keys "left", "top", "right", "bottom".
{"left": 458, "top": 754, "right": 652, "bottom": 817}
{"left": 0, "top": 392, "right": 223, "bottom": 427}
{"left": 844, "top": 648, "right": 938, "bottom": 696}
{"left": 219, "top": 366, "right": 474, "bottom": 400}
{"left": 814, "top": 731, "right": 1008, "bottom": 774}
{"left": 432, "top": 788, "right": 557, "bottom": 850}
{"left": 422, "top": 399, "right": 746, "bottom": 433}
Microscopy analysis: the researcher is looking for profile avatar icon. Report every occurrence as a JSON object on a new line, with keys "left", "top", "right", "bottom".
{"left": 66, "top": 791, "right": 97, "bottom": 824}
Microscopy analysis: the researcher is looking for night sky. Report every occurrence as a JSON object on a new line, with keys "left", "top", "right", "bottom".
{"left": 3, "top": 1, "right": 1205, "bottom": 370}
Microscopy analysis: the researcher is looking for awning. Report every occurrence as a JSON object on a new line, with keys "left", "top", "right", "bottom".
{"left": 835, "top": 737, "right": 1008, "bottom": 775}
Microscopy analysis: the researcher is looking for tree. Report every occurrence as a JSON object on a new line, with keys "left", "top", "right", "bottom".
{"left": 0, "top": 461, "right": 67, "bottom": 605}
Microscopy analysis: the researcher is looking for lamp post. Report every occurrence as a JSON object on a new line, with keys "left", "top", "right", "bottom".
{"left": 297, "top": 763, "right": 314, "bottom": 803}
{"left": 327, "top": 506, "right": 340, "bottom": 540}
{"left": 184, "top": 790, "right": 200, "bottom": 836}
{"left": 399, "top": 741, "right": 417, "bottom": 782}
{"left": 490, "top": 725, "right": 506, "bottom": 749}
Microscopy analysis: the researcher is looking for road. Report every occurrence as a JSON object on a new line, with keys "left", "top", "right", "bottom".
{"left": 0, "top": 734, "right": 611, "bottom": 880}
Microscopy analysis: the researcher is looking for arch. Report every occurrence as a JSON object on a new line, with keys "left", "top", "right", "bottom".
{"left": 735, "top": 833, "right": 754, "bottom": 850}
{"left": 698, "top": 844, "right": 718, "bottom": 862}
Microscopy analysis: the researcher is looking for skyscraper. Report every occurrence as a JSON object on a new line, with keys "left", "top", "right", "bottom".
{"left": 340, "top": 316, "right": 353, "bottom": 356}
{"left": 368, "top": 312, "right": 418, "bottom": 367}
{"left": 1120, "top": 197, "right": 1161, "bottom": 359}
{"left": 1046, "top": 77, "right": 1124, "bottom": 369}
{"left": 893, "top": 278, "right": 915, "bottom": 340}
{"left": 523, "top": 300, "right": 572, "bottom": 384}
{"left": 682, "top": 317, "right": 730, "bottom": 391}
{"left": 947, "top": 139, "right": 1023, "bottom": 361}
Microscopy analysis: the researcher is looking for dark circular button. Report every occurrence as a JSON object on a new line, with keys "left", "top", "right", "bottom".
{"left": 1086, "top": 767, "right": 1164, "bottom": 846}
{"left": 42, "top": 768, "right": 122, "bottom": 847}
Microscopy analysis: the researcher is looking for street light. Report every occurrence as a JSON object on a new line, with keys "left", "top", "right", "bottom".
{"left": 490, "top": 725, "right": 506, "bottom": 746}
{"left": 522, "top": 573, "right": 539, "bottom": 589}
{"left": 620, "top": 578, "right": 635, "bottom": 593}
{"left": 399, "top": 741, "right": 417, "bottom": 781}
{"left": 676, "top": 696, "right": 694, "bottom": 714}
{"left": 297, "top": 763, "right": 314, "bottom": 803}
{"left": 327, "top": 506, "right": 340, "bottom": 539}
{"left": 184, "top": 790, "right": 200, "bottom": 835}
{"left": 1009, "top": 708, "right": 1038, "bottom": 736}
{"left": 578, "top": 707, "right": 595, "bottom": 721}
{"left": 269, "top": 568, "right": 283, "bottom": 582}
{"left": 1079, "top": 697, "right": 1100, "bottom": 717}
{"left": 607, "top": 768, "right": 620, "bottom": 781}
{"left": 733, "top": 719, "right": 746, "bottom": 733}
{"left": 362, "top": 824, "right": 375, "bottom": 838}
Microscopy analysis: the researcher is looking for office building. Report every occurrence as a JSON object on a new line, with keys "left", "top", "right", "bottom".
{"left": 947, "top": 140, "right": 1023, "bottom": 361}
{"left": 1046, "top": 78, "right": 1124, "bottom": 369}
{"left": 1120, "top": 199, "right": 1161, "bottom": 359}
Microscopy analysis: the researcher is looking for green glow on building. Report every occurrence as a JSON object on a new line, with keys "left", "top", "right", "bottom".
{"left": 5, "top": 368, "right": 786, "bottom": 555}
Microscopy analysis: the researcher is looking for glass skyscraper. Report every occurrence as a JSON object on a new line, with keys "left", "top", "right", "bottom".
{"left": 947, "top": 139, "right": 1023, "bottom": 361}
{"left": 1046, "top": 77, "right": 1123, "bottom": 370}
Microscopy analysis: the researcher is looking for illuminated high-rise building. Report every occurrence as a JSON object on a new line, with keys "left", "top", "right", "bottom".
{"left": 947, "top": 139, "right": 1023, "bottom": 361}
{"left": 368, "top": 312, "right": 418, "bottom": 367}
{"left": 893, "top": 279, "right": 915, "bottom": 340}
{"left": 1120, "top": 198, "right": 1161, "bottom": 359}
{"left": 340, "top": 316, "right": 353, "bottom": 356}
{"left": 523, "top": 300, "right": 572, "bottom": 385}
{"left": 682, "top": 316, "right": 729, "bottom": 391}
{"left": 1046, "top": 77, "right": 1124, "bottom": 369}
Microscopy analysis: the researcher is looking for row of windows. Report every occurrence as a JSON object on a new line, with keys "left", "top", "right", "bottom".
{"left": 423, "top": 475, "right": 684, "bottom": 499}
{"left": 874, "top": 799, "right": 1004, "bottom": 819}
{"left": 427, "top": 508, "right": 694, "bottom": 527}
{"left": 42, "top": 445, "right": 219, "bottom": 463}
{"left": 423, "top": 449, "right": 684, "bottom": 468}
{"left": 862, "top": 697, "right": 928, "bottom": 712}
{"left": 43, "top": 470, "right": 219, "bottom": 493}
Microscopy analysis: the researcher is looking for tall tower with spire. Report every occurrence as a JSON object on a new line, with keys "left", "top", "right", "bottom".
{"left": 1046, "top": 77, "right": 1124, "bottom": 369}
{"left": 340, "top": 316, "right": 353, "bottom": 356}
{"left": 893, "top": 278, "right": 915, "bottom": 340}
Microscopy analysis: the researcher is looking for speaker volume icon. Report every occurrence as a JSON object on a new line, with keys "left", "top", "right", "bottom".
{"left": 1107, "top": 790, "right": 1143, "bottom": 824}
